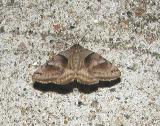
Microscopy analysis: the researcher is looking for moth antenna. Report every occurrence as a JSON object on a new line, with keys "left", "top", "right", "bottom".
{"left": 79, "top": 30, "right": 89, "bottom": 43}
{"left": 74, "top": 35, "right": 79, "bottom": 45}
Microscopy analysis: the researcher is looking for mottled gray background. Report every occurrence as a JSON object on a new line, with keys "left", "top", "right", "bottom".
{"left": 0, "top": 0, "right": 160, "bottom": 126}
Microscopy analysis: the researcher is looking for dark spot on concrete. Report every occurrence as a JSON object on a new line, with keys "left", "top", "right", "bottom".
{"left": 116, "top": 38, "right": 121, "bottom": 42}
{"left": 91, "top": 100, "right": 98, "bottom": 108}
{"left": 11, "top": 0, "right": 15, "bottom": 4}
{"left": 110, "top": 88, "right": 116, "bottom": 92}
{"left": 109, "top": 38, "right": 113, "bottom": 42}
{"left": 86, "top": 6, "right": 91, "bottom": 10}
{"left": 97, "top": 0, "right": 101, "bottom": 2}
{"left": 28, "top": 30, "right": 33, "bottom": 34}
{"left": 49, "top": 39, "right": 54, "bottom": 44}
{"left": 127, "top": 11, "right": 132, "bottom": 18}
{"left": 124, "top": 114, "right": 130, "bottom": 119}
{"left": 0, "top": 26, "right": 5, "bottom": 33}
{"left": 78, "top": 101, "right": 84, "bottom": 107}
{"left": 70, "top": 25, "right": 75, "bottom": 29}
{"left": 7, "top": 0, "right": 15, "bottom": 6}
{"left": 144, "top": 70, "right": 147, "bottom": 73}
{"left": 145, "top": 14, "right": 158, "bottom": 23}
{"left": 96, "top": 124, "right": 104, "bottom": 126}
{"left": 116, "top": 97, "right": 120, "bottom": 100}
{"left": 13, "top": 27, "right": 20, "bottom": 35}
{"left": 14, "top": 51, "right": 18, "bottom": 55}
{"left": 130, "top": 36, "right": 135, "bottom": 40}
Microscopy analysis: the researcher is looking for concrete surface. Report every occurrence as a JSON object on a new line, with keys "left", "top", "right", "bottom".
{"left": 0, "top": 0, "right": 160, "bottom": 125}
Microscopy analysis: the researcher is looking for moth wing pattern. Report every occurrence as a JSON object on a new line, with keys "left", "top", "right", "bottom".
{"left": 59, "top": 48, "right": 72, "bottom": 59}
{"left": 75, "top": 47, "right": 100, "bottom": 84}
{"left": 84, "top": 53, "right": 121, "bottom": 82}
{"left": 32, "top": 54, "right": 74, "bottom": 84}
{"left": 82, "top": 47, "right": 94, "bottom": 59}
{"left": 32, "top": 44, "right": 121, "bottom": 85}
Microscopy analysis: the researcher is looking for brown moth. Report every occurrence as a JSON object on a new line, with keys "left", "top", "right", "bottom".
{"left": 32, "top": 44, "right": 121, "bottom": 85}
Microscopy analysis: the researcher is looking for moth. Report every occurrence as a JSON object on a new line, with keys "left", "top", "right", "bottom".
{"left": 32, "top": 44, "right": 121, "bottom": 85}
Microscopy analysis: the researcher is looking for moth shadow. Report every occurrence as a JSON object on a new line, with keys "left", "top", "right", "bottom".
{"left": 33, "top": 78, "right": 121, "bottom": 94}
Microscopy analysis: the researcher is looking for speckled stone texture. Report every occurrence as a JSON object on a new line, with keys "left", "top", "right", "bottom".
{"left": 0, "top": 0, "right": 160, "bottom": 126}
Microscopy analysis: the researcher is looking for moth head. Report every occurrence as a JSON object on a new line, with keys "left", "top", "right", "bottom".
{"left": 69, "top": 44, "right": 83, "bottom": 52}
